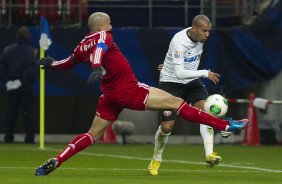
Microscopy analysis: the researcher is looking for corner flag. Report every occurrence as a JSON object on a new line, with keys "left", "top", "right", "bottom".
{"left": 39, "top": 16, "right": 52, "bottom": 149}
{"left": 39, "top": 16, "right": 52, "bottom": 51}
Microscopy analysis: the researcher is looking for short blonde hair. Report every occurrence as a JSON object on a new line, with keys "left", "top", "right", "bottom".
{"left": 88, "top": 12, "right": 109, "bottom": 32}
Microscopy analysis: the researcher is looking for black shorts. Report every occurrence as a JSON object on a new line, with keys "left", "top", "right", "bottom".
{"left": 159, "top": 79, "right": 208, "bottom": 122}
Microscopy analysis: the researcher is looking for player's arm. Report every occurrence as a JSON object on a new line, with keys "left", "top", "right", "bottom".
{"left": 174, "top": 60, "right": 220, "bottom": 84}
{"left": 90, "top": 31, "right": 112, "bottom": 68}
{"left": 40, "top": 54, "right": 77, "bottom": 70}
{"left": 87, "top": 32, "right": 112, "bottom": 84}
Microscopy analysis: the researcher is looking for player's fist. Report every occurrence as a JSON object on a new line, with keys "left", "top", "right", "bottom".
{"left": 40, "top": 56, "right": 54, "bottom": 69}
{"left": 87, "top": 66, "right": 103, "bottom": 84}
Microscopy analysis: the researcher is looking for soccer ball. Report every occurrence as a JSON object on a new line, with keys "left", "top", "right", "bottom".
{"left": 204, "top": 94, "right": 228, "bottom": 118}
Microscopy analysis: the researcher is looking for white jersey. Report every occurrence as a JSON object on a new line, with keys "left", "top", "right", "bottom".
{"left": 160, "top": 27, "right": 209, "bottom": 84}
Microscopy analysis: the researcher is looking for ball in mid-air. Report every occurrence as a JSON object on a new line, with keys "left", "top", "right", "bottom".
{"left": 204, "top": 94, "right": 228, "bottom": 118}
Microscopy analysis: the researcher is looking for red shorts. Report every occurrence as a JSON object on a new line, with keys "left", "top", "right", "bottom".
{"left": 96, "top": 82, "right": 150, "bottom": 121}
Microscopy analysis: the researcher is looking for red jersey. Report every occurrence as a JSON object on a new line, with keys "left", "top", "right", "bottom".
{"left": 52, "top": 31, "right": 138, "bottom": 96}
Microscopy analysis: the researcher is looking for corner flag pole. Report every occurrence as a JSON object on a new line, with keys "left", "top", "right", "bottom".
{"left": 39, "top": 48, "right": 45, "bottom": 149}
{"left": 39, "top": 16, "right": 52, "bottom": 149}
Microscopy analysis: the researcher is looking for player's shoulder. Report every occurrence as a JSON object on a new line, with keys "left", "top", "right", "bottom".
{"left": 84, "top": 31, "right": 112, "bottom": 39}
{"left": 174, "top": 27, "right": 189, "bottom": 36}
{"left": 99, "top": 32, "right": 113, "bottom": 44}
{"left": 173, "top": 28, "right": 189, "bottom": 40}
{"left": 171, "top": 32, "right": 188, "bottom": 47}
{"left": 97, "top": 31, "right": 113, "bottom": 39}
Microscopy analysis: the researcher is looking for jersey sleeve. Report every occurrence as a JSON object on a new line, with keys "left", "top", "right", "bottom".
{"left": 90, "top": 32, "right": 113, "bottom": 68}
{"left": 174, "top": 64, "right": 209, "bottom": 79}
{"left": 51, "top": 55, "right": 76, "bottom": 70}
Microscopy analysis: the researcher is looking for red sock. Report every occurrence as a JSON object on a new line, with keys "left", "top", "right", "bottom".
{"left": 55, "top": 133, "right": 94, "bottom": 166}
{"left": 177, "top": 102, "right": 228, "bottom": 131}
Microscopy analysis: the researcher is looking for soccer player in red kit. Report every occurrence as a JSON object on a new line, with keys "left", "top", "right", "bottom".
{"left": 35, "top": 12, "right": 248, "bottom": 176}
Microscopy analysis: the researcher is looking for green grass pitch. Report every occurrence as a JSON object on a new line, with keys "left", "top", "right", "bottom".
{"left": 0, "top": 143, "right": 282, "bottom": 184}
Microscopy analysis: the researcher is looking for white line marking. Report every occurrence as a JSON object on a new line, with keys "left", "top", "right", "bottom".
{"left": 1, "top": 147, "right": 281, "bottom": 173}
{"left": 0, "top": 166, "right": 274, "bottom": 173}
{"left": 44, "top": 147, "right": 282, "bottom": 173}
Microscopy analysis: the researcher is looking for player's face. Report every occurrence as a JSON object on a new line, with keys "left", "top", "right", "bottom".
{"left": 194, "top": 22, "right": 212, "bottom": 43}
{"left": 101, "top": 15, "right": 112, "bottom": 32}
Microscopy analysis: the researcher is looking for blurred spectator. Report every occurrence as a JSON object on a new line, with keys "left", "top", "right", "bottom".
{"left": 0, "top": 26, "right": 38, "bottom": 143}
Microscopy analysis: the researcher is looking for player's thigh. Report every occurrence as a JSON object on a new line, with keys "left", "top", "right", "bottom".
{"left": 146, "top": 87, "right": 183, "bottom": 110}
{"left": 96, "top": 95, "right": 123, "bottom": 122}
{"left": 122, "top": 82, "right": 149, "bottom": 110}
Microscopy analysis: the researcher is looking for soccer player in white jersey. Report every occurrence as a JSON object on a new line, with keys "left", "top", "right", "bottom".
{"left": 148, "top": 15, "right": 225, "bottom": 176}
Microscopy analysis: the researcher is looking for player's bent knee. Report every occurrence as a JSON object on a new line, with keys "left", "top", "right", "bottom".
{"left": 161, "top": 122, "right": 175, "bottom": 133}
{"left": 161, "top": 126, "right": 173, "bottom": 134}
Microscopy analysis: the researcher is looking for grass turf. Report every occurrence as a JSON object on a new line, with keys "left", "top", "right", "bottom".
{"left": 0, "top": 143, "right": 282, "bottom": 184}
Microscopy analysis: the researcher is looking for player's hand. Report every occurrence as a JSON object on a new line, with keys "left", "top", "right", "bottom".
{"left": 157, "top": 64, "right": 164, "bottom": 71}
{"left": 208, "top": 70, "right": 220, "bottom": 84}
{"left": 87, "top": 66, "right": 103, "bottom": 84}
{"left": 39, "top": 56, "right": 54, "bottom": 69}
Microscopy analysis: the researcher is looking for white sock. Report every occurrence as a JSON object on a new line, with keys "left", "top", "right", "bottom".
{"left": 200, "top": 124, "right": 214, "bottom": 157}
{"left": 152, "top": 125, "right": 171, "bottom": 161}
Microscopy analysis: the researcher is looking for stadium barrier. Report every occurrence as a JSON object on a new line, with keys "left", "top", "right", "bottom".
{"left": 229, "top": 93, "right": 282, "bottom": 146}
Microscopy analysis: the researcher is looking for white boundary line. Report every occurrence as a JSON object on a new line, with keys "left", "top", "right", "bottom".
{"left": 0, "top": 166, "right": 275, "bottom": 173}
{"left": 45, "top": 147, "right": 282, "bottom": 173}
{"left": 0, "top": 147, "right": 281, "bottom": 173}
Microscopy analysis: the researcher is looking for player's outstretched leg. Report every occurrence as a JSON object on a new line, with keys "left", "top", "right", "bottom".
{"left": 176, "top": 102, "right": 249, "bottom": 131}
{"left": 34, "top": 132, "right": 94, "bottom": 176}
{"left": 35, "top": 158, "right": 59, "bottom": 176}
